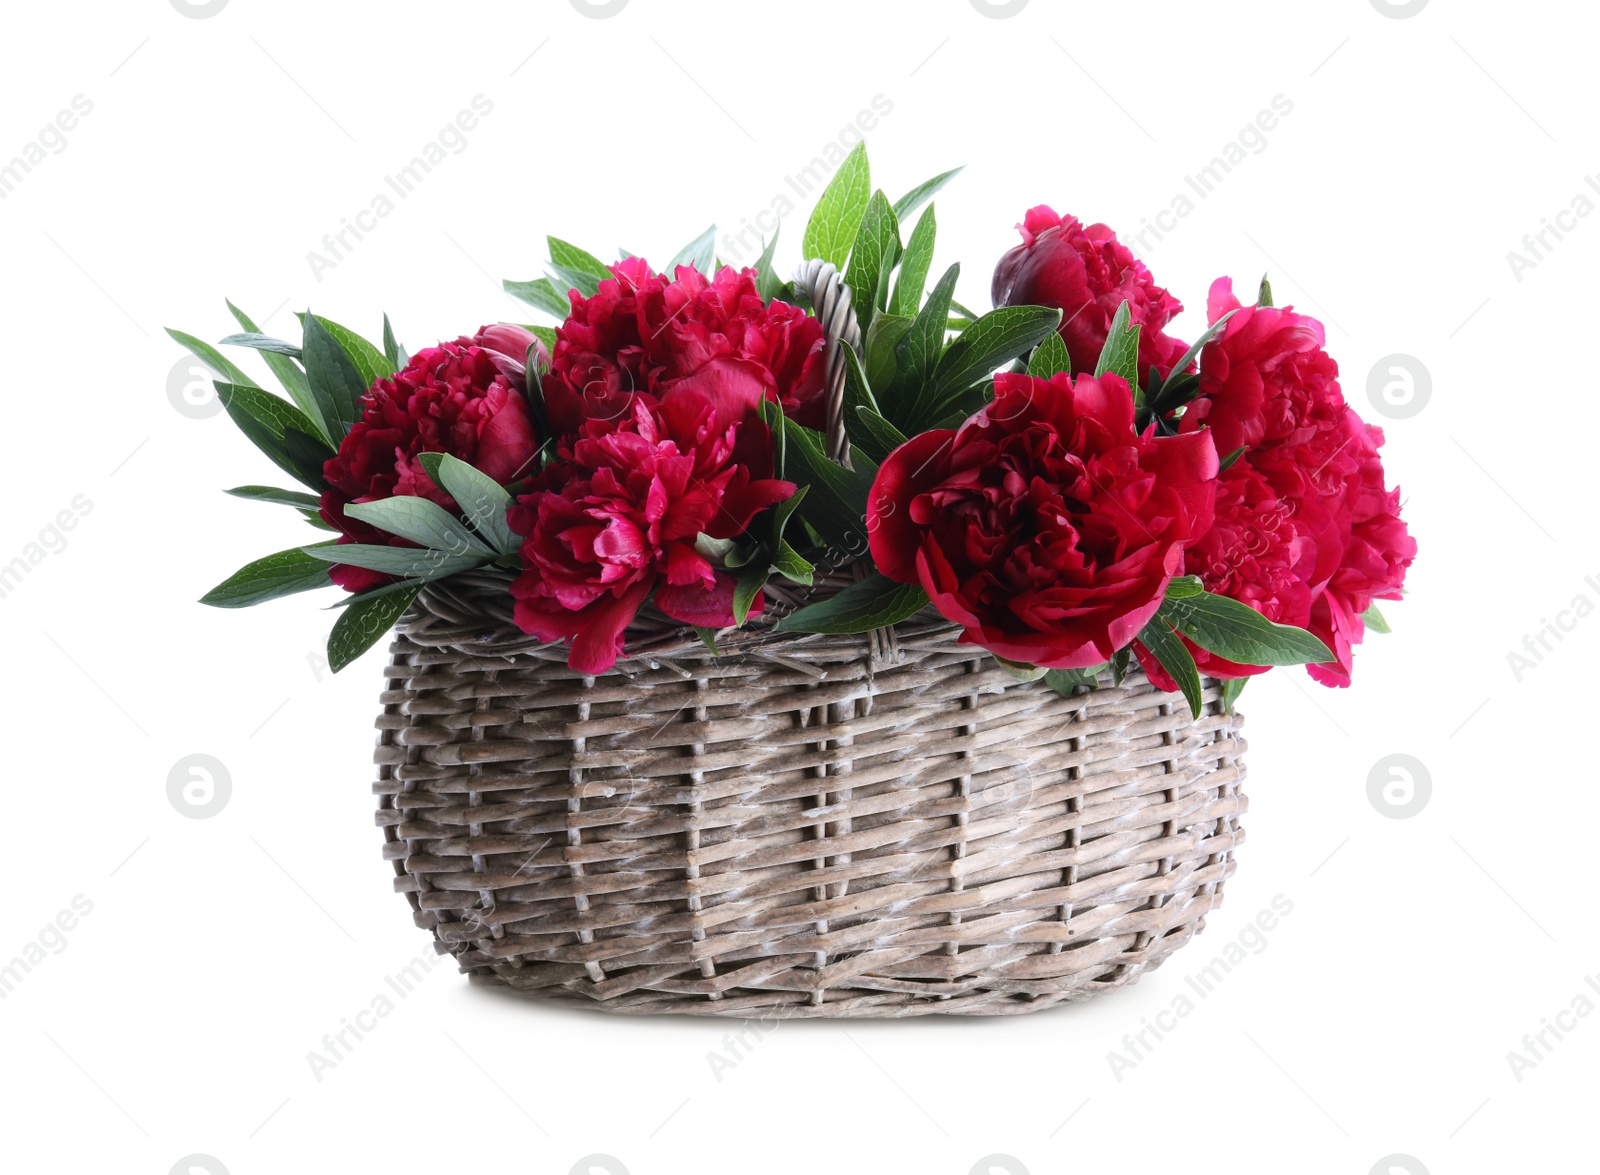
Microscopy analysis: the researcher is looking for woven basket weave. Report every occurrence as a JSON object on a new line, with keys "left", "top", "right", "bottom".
{"left": 369, "top": 261, "right": 1249, "bottom": 1017}
{"left": 373, "top": 571, "right": 1248, "bottom": 1017}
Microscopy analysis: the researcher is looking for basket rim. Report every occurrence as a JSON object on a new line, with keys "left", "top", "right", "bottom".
{"left": 398, "top": 563, "right": 970, "bottom": 670}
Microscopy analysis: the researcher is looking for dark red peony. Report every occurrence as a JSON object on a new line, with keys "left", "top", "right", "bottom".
{"left": 542, "top": 257, "right": 829, "bottom": 436}
{"left": 991, "top": 206, "right": 1190, "bottom": 384}
{"left": 867, "top": 371, "right": 1218, "bottom": 669}
{"left": 508, "top": 391, "right": 794, "bottom": 674}
{"left": 319, "top": 325, "right": 544, "bottom": 591}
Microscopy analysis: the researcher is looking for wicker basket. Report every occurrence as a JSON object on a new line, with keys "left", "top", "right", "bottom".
{"left": 369, "top": 261, "right": 1249, "bottom": 1017}
{"left": 373, "top": 571, "right": 1248, "bottom": 1017}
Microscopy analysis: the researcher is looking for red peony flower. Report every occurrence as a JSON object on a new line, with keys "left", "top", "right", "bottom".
{"left": 319, "top": 326, "right": 544, "bottom": 591}
{"left": 508, "top": 391, "right": 794, "bottom": 674}
{"left": 991, "top": 206, "right": 1190, "bottom": 385}
{"left": 867, "top": 371, "right": 1217, "bottom": 669}
{"left": 1179, "top": 277, "right": 1345, "bottom": 456}
{"left": 1135, "top": 460, "right": 1314, "bottom": 690}
{"left": 1287, "top": 410, "right": 1415, "bottom": 687}
{"left": 1163, "top": 280, "right": 1416, "bottom": 687}
{"left": 542, "top": 257, "right": 829, "bottom": 437}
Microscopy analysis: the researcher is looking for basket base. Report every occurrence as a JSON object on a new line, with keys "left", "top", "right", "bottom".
{"left": 435, "top": 871, "right": 1230, "bottom": 1018}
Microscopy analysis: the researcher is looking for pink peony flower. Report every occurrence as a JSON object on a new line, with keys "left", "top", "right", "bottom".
{"left": 542, "top": 257, "right": 829, "bottom": 436}
{"left": 508, "top": 391, "right": 794, "bottom": 674}
{"left": 1180, "top": 277, "right": 1345, "bottom": 456}
{"left": 1168, "top": 280, "right": 1416, "bottom": 687}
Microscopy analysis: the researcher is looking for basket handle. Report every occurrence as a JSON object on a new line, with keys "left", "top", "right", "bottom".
{"left": 792, "top": 258, "right": 863, "bottom": 466}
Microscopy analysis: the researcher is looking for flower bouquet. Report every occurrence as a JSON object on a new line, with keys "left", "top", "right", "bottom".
{"left": 176, "top": 144, "right": 1413, "bottom": 1016}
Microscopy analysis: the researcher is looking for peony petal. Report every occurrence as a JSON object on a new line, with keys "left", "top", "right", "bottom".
{"left": 1141, "top": 429, "right": 1219, "bottom": 536}
{"left": 564, "top": 580, "right": 654, "bottom": 675}
{"left": 867, "top": 430, "right": 959, "bottom": 584}
{"left": 1206, "top": 276, "right": 1242, "bottom": 325}
{"left": 655, "top": 572, "right": 761, "bottom": 627}
{"left": 664, "top": 541, "right": 715, "bottom": 588}
{"left": 662, "top": 356, "right": 776, "bottom": 434}
{"left": 1069, "top": 372, "right": 1136, "bottom": 439}
{"left": 473, "top": 390, "right": 539, "bottom": 483}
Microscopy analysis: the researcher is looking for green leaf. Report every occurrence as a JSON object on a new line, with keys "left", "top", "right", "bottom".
{"left": 298, "top": 312, "right": 389, "bottom": 388}
{"left": 1111, "top": 647, "right": 1131, "bottom": 686}
{"left": 801, "top": 140, "right": 870, "bottom": 269}
{"left": 693, "top": 626, "right": 720, "bottom": 655}
{"left": 776, "top": 573, "right": 928, "bottom": 634}
{"left": 996, "top": 657, "right": 1047, "bottom": 682}
{"left": 1154, "top": 309, "right": 1238, "bottom": 406}
{"left": 281, "top": 427, "right": 335, "bottom": 490}
{"left": 931, "top": 305, "right": 1062, "bottom": 406}
{"left": 890, "top": 263, "right": 960, "bottom": 432}
{"left": 1044, "top": 667, "right": 1102, "bottom": 696}
{"left": 1218, "top": 445, "right": 1246, "bottom": 473}
{"left": 382, "top": 313, "right": 407, "bottom": 371}
{"left": 694, "top": 533, "right": 738, "bottom": 564}
{"left": 504, "top": 277, "right": 573, "bottom": 319}
{"left": 546, "top": 262, "right": 601, "bottom": 299}
{"left": 1257, "top": 276, "right": 1273, "bottom": 307}
{"left": 219, "top": 332, "right": 302, "bottom": 358}
{"left": 777, "top": 416, "right": 878, "bottom": 554}
{"left": 668, "top": 224, "right": 717, "bottom": 274}
{"left": 226, "top": 300, "right": 315, "bottom": 424}
{"left": 301, "top": 543, "right": 486, "bottom": 579}
{"left": 733, "top": 563, "right": 768, "bottom": 627}
{"left": 226, "top": 485, "right": 323, "bottom": 510}
{"left": 1093, "top": 300, "right": 1140, "bottom": 388}
{"left": 851, "top": 405, "right": 908, "bottom": 465}
{"left": 769, "top": 483, "right": 808, "bottom": 549}
{"left": 165, "top": 328, "right": 257, "bottom": 388}
{"left": 771, "top": 540, "right": 814, "bottom": 586}
{"left": 844, "top": 190, "right": 899, "bottom": 331}
{"left": 417, "top": 452, "right": 519, "bottom": 555}
{"left": 343, "top": 496, "right": 494, "bottom": 556}
{"left": 1161, "top": 592, "right": 1335, "bottom": 666}
{"left": 754, "top": 229, "right": 783, "bottom": 302}
{"left": 528, "top": 325, "right": 558, "bottom": 352}
{"left": 216, "top": 382, "right": 329, "bottom": 492}
{"left": 200, "top": 544, "right": 336, "bottom": 608}
{"left": 864, "top": 312, "right": 913, "bottom": 396}
{"left": 327, "top": 583, "right": 422, "bottom": 673}
{"left": 1027, "top": 331, "right": 1072, "bottom": 379}
{"left": 890, "top": 204, "right": 937, "bottom": 322}
{"left": 756, "top": 398, "right": 788, "bottom": 487}
{"left": 1165, "top": 575, "right": 1205, "bottom": 600}
{"left": 899, "top": 262, "right": 960, "bottom": 391}
{"left": 301, "top": 313, "right": 369, "bottom": 438}
{"left": 548, "top": 237, "right": 612, "bottom": 283}
{"left": 837, "top": 341, "right": 880, "bottom": 446}
{"left": 1139, "top": 615, "right": 1204, "bottom": 718}
{"left": 1144, "top": 363, "right": 1165, "bottom": 408}
{"left": 891, "top": 166, "right": 963, "bottom": 221}
{"left": 1361, "top": 602, "right": 1392, "bottom": 634}
{"left": 1221, "top": 677, "right": 1247, "bottom": 714}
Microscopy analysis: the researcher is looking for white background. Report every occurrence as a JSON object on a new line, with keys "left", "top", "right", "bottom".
{"left": 1, "top": 1, "right": 1594, "bottom": 1173}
